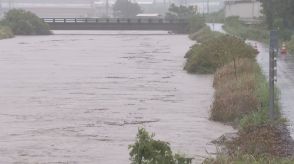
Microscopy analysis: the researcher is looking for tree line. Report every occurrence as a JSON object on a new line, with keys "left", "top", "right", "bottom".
{"left": 260, "top": 0, "right": 294, "bottom": 29}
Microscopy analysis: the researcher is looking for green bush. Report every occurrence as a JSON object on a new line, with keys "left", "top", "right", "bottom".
{"left": 0, "top": 25, "right": 14, "bottom": 39}
{"left": 1, "top": 9, "right": 51, "bottom": 35}
{"left": 129, "top": 128, "right": 192, "bottom": 164}
{"left": 184, "top": 35, "right": 257, "bottom": 74}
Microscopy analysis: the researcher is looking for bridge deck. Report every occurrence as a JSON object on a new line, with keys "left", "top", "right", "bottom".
{"left": 42, "top": 18, "right": 189, "bottom": 33}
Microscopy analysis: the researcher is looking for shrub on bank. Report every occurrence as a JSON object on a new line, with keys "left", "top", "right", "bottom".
{"left": 184, "top": 35, "right": 257, "bottom": 74}
{"left": 129, "top": 128, "right": 192, "bottom": 164}
{"left": 0, "top": 25, "right": 14, "bottom": 39}
{"left": 226, "top": 124, "right": 294, "bottom": 157}
{"left": 203, "top": 153, "right": 294, "bottom": 164}
{"left": 1, "top": 9, "right": 51, "bottom": 35}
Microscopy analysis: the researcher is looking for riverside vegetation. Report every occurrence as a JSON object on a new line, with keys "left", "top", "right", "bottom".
{"left": 129, "top": 128, "right": 192, "bottom": 164}
{"left": 0, "top": 9, "right": 51, "bottom": 39}
{"left": 184, "top": 25, "right": 294, "bottom": 163}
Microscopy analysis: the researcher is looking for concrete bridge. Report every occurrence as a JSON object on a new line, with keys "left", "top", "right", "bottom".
{"left": 42, "top": 18, "right": 190, "bottom": 33}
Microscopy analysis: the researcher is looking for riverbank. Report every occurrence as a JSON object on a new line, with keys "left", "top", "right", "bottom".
{"left": 185, "top": 24, "right": 294, "bottom": 163}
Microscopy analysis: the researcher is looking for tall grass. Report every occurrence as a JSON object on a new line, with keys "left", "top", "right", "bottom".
{"left": 211, "top": 59, "right": 261, "bottom": 122}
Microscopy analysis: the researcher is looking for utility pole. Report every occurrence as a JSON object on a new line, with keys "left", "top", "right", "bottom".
{"left": 207, "top": 0, "right": 209, "bottom": 14}
{"left": 106, "top": 0, "right": 109, "bottom": 17}
{"left": 9, "top": 0, "right": 14, "bottom": 10}
{"left": 268, "top": 0, "right": 278, "bottom": 120}
{"left": 0, "top": 0, "right": 2, "bottom": 18}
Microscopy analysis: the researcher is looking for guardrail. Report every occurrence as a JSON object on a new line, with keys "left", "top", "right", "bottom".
{"left": 42, "top": 18, "right": 188, "bottom": 24}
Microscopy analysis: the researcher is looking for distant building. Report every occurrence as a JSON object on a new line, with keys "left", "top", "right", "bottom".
{"left": 224, "top": 0, "right": 262, "bottom": 23}
{"left": 136, "top": 13, "right": 161, "bottom": 18}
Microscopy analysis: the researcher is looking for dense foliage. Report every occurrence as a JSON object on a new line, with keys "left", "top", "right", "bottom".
{"left": 165, "top": 4, "right": 197, "bottom": 19}
{"left": 113, "top": 0, "right": 142, "bottom": 18}
{"left": 259, "top": 0, "right": 294, "bottom": 41}
{"left": 129, "top": 128, "right": 192, "bottom": 164}
{"left": 184, "top": 35, "right": 257, "bottom": 74}
{"left": 259, "top": 0, "right": 294, "bottom": 29}
{"left": 1, "top": 9, "right": 51, "bottom": 35}
{"left": 165, "top": 4, "right": 205, "bottom": 33}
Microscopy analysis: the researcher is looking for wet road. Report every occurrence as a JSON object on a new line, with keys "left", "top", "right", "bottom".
{"left": 254, "top": 42, "right": 294, "bottom": 138}
{"left": 0, "top": 31, "right": 233, "bottom": 164}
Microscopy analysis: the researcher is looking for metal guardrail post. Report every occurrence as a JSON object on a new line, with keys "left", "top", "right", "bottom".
{"left": 269, "top": 30, "right": 278, "bottom": 120}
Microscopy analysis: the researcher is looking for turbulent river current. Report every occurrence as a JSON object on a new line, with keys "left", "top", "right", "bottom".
{"left": 0, "top": 31, "right": 233, "bottom": 164}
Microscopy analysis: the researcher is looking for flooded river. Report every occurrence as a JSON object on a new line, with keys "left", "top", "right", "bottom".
{"left": 0, "top": 31, "right": 233, "bottom": 164}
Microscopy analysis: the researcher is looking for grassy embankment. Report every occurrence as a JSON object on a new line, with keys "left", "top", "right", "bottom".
{"left": 184, "top": 26, "right": 294, "bottom": 163}
{"left": 0, "top": 9, "right": 51, "bottom": 40}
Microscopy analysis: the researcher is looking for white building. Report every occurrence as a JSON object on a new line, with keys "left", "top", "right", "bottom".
{"left": 224, "top": 0, "right": 262, "bottom": 20}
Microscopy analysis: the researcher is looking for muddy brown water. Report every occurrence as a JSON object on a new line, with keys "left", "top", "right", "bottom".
{"left": 0, "top": 31, "right": 233, "bottom": 164}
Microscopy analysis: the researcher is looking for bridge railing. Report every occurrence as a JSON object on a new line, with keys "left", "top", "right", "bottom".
{"left": 42, "top": 18, "right": 188, "bottom": 24}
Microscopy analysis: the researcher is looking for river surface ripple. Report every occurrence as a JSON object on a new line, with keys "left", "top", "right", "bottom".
{"left": 0, "top": 31, "right": 233, "bottom": 164}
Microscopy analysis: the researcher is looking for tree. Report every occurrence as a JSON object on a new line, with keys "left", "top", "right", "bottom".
{"left": 259, "top": 0, "right": 294, "bottom": 29}
{"left": 165, "top": 4, "right": 197, "bottom": 19}
{"left": 129, "top": 128, "right": 192, "bottom": 164}
{"left": 165, "top": 4, "right": 204, "bottom": 33}
{"left": 113, "top": 0, "right": 142, "bottom": 18}
{"left": 1, "top": 9, "right": 51, "bottom": 35}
